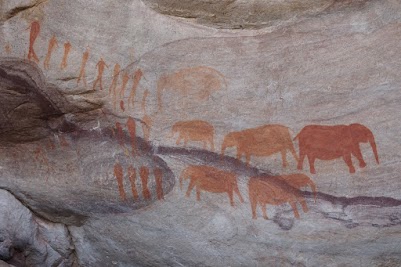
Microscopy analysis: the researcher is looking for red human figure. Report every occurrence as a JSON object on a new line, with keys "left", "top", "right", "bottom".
{"left": 114, "top": 163, "right": 126, "bottom": 201}
{"left": 43, "top": 35, "right": 58, "bottom": 70}
{"left": 115, "top": 122, "right": 125, "bottom": 147}
{"left": 128, "top": 166, "right": 139, "bottom": 200}
{"left": 154, "top": 169, "right": 164, "bottom": 200}
{"left": 60, "top": 42, "right": 72, "bottom": 70}
{"left": 142, "top": 114, "right": 152, "bottom": 142}
{"left": 128, "top": 69, "right": 143, "bottom": 109}
{"left": 140, "top": 166, "right": 151, "bottom": 200}
{"left": 28, "top": 21, "right": 40, "bottom": 63}
{"left": 109, "top": 63, "right": 120, "bottom": 96}
{"left": 126, "top": 117, "right": 136, "bottom": 156}
{"left": 93, "top": 57, "right": 108, "bottom": 90}
{"left": 77, "top": 48, "right": 89, "bottom": 87}
{"left": 141, "top": 89, "right": 149, "bottom": 113}
{"left": 119, "top": 72, "right": 130, "bottom": 98}
{"left": 120, "top": 100, "right": 125, "bottom": 112}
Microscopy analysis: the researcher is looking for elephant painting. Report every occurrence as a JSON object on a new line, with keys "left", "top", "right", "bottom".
{"left": 248, "top": 176, "right": 308, "bottom": 220}
{"left": 180, "top": 165, "right": 244, "bottom": 206}
{"left": 295, "top": 123, "right": 379, "bottom": 174}
{"left": 157, "top": 66, "right": 227, "bottom": 111}
{"left": 171, "top": 120, "right": 214, "bottom": 151}
{"left": 221, "top": 124, "right": 299, "bottom": 167}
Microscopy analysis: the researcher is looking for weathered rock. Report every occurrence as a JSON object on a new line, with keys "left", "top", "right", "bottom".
{"left": 0, "top": 0, "right": 401, "bottom": 266}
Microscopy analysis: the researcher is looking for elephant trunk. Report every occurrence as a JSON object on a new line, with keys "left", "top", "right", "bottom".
{"left": 369, "top": 134, "right": 379, "bottom": 164}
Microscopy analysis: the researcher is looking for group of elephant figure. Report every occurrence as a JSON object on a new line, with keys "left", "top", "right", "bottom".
{"left": 180, "top": 165, "right": 316, "bottom": 219}
{"left": 171, "top": 121, "right": 380, "bottom": 174}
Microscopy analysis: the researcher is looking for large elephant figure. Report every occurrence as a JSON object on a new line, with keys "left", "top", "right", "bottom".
{"left": 221, "top": 124, "right": 299, "bottom": 167}
{"left": 157, "top": 66, "right": 227, "bottom": 111}
{"left": 295, "top": 123, "right": 379, "bottom": 174}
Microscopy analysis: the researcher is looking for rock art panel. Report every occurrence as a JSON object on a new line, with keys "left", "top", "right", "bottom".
{"left": 221, "top": 124, "right": 298, "bottom": 167}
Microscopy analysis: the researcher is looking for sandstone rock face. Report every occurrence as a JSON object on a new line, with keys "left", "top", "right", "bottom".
{"left": 1, "top": 0, "right": 401, "bottom": 266}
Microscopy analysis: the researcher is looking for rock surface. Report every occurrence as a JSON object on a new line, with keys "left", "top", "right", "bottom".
{"left": 0, "top": 0, "right": 401, "bottom": 266}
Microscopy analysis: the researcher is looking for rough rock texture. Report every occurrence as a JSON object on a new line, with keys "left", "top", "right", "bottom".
{"left": 1, "top": 0, "right": 401, "bottom": 266}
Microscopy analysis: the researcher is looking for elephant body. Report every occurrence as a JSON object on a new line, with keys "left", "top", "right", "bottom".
{"left": 172, "top": 120, "right": 214, "bottom": 151}
{"left": 180, "top": 165, "right": 244, "bottom": 206}
{"left": 248, "top": 176, "right": 308, "bottom": 220}
{"left": 221, "top": 124, "right": 298, "bottom": 167}
{"left": 295, "top": 123, "right": 379, "bottom": 174}
{"left": 157, "top": 66, "right": 227, "bottom": 111}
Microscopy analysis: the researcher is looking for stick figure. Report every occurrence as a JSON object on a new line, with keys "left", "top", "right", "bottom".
{"left": 43, "top": 35, "right": 58, "bottom": 70}
{"left": 93, "top": 57, "right": 108, "bottom": 90}
{"left": 60, "top": 42, "right": 72, "bottom": 70}
{"left": 109, "top": 64, "right": 120, "bottom": 96}
{"left": 114, "top": 163, "right": 126, "bottom": 201}
{"left": 77, "top": 48, "right": 89, "bottom": 87}
{"left": 128, "top": 69, "right": 143, "bottom": 109}
{"left": 28, "top": 21, "right": 40, "bottom": 63}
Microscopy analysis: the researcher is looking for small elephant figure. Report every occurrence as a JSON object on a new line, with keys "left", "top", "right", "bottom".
{"left": 248, "top": 176, "right": 308, "bottom": 220}
{"left": 221, "top": 124, "right": 298, "bottom": 167}
{"left": 180, "top": 165, "right": 244, "bottom": 206}
{"left": 295, "top": 123, "right": 379, "bottom": 174}
{"left": 171, "top": 120, "right": 214, "bottom": 151}
{"left": 277, "top": 173, "right": 317, "bottom": 202}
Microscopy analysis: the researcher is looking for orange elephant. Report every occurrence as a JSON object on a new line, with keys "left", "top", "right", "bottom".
{"left": 248, "top": 176, "right": 308, "bottom": 220}
{"left": 295, "top": 123, "right": 379, "bottom": 174}
{"left": 221, "top": 124, "right": 298, "bottom": 167}
{"left": 180, "top": 165, "right": 244, "bottom": 206}
{"left": 171, "top": 120, "right": 214, "bottom": 151}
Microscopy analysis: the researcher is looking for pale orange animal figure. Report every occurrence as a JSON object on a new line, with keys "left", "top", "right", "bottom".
{"left": 77, "top": 48, "right": 89, "bottom": 87}
{"left": 221, "top": 124, "right": 298, "bottom": 167}
{"left": 171, "top": 120, "right": 214, "bottom": 151}
{"left": 141, "top": 89, "right": 149, "bottom": 113}
{"left": 128, "top": 165, "right": 139, "bottom": 200}
{"left": 43, "top": 35, "right": 58, "bottom": 70}
{"left": 248, "top": 177, "right": 308, "bottom": 220}
{"left": 93, "top": 58, "right": 108, "bottom": 90}
{"left": 114, "top": 163, "right": 126, "bottom": 201}
{"left": 109, "top": 63, "right": 120, "bottom": 96}
{"left": 157, "top": 66, "right": 227, "bottom": 111}
{"left": 277, "top": 174, "right": 317, "bottom": 202}
{"left": 140, "top": 166, "right": 151, "bottom": 200}
{"left": 180, "top": 165, "right": 244, "bottom": 206}
{"left": 128, "top": 69, "right": 143, "bottom": 109}
{"left": 28, "top": 21, "right": 40, "bottom": 63}
{"left": 60, "top": 42, "right": 72, "bottom": 70}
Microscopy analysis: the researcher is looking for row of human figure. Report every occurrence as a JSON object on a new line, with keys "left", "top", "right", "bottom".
{"left": 24, "top": 20, "right": 148, "bottom": 113}
{"left": 180, "top": 165, "right": 316, "bottom": 219}
{"left": 171, "top": 120, "right": 380, "bottom": 174}
{"left": 113, "top": 163, "right": 164, "bottom": 202}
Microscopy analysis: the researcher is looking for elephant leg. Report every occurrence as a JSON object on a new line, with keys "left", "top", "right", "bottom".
{"left": 203, "top": 140, "right": 207, "bottom": 149}
{"left": 234, "top": 185, "right": 244, "bottom": 203}
{"left": 343, "top": 153, "right": 355, "bottom": 173}
{"left": 196, "top": 187, "right": 201, "bottom": 201}
{"left": 176, "top": 135, "right": 182, "bottom": 145}
{"left": 290, "top": 202, "right": 300, "bottom": 219}
{"left": 298, "top": 151, "right": 305, "bottom": 170}
{"left": 300, "top": 199, "right": 309, "bottom": 213}
{"left": 307, "top": 155, "right": 316, "bottom": 174}
{"left": 210, "top": 138, "right": 215, "bottom": 152}
{"left": 352, "top": 146, "right": 366, "bottom": 168}
{"left": 245, "top": 153, "right": 251, "bottom": 167}
{"left": 262, "top": 203, "right": 268, "bottom": 220}
{"left": 281, "top": 150, "right": 288, "bottom": 168}
{"left": 186, "top": 179, "right": 196, "bottom": 197}
{"left": 250, "top": 194, "right": 258, "bottom": 219}
{"left": 228, "top": 190, "right": 234, "bottom": 207}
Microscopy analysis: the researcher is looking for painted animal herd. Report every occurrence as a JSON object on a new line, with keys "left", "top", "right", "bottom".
{"left": 173, "top": 120, "right": 379, "bottom": 219}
